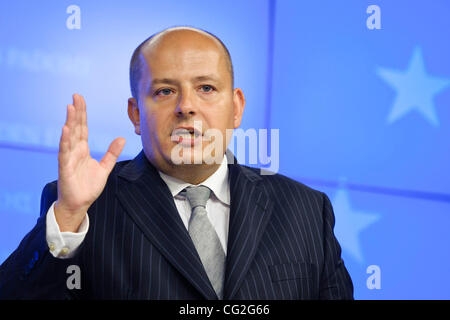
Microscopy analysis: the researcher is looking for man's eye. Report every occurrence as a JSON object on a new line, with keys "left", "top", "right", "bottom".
{"left": 200, "top": 85, "right": 215, "bottom": 93}
{"left": 156, "top": 88, "right": 173, "bottom": 96}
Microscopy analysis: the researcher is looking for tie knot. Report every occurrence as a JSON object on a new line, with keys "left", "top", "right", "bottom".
{"left": 184, "top": 185, "right": 211, "bottom": 210}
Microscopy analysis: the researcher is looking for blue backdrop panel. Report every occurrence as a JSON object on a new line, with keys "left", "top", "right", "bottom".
{"left": 315, "top": 184, "right": 450, "bottom": 300}
{"left": 0, "top": 147, "right": 57, "bottom": 264}
{"left": 270, "top": 0, "right": 450, "bottom": 195}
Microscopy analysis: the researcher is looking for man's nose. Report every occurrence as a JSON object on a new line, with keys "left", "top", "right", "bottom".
{"left": 175, "top": 90, "right": 196, "bottom": 116}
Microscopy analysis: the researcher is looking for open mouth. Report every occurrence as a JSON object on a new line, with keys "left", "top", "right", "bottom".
{"left": 171, "top": 127, "right": 203, "bottom": 146}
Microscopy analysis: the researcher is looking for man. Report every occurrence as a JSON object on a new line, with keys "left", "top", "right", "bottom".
{"left": 0, "top": 26, "right": 353, "bottom": 299}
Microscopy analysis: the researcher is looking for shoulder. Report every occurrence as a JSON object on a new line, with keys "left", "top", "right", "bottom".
{"left": 111, "top": 158, "right": 133, "bottom": 175}
{"left": 240, "top": 165, "right": 326, "bottom": 205}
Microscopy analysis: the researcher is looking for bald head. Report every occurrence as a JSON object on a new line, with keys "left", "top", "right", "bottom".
{"left": 129, "top": 26, "right": 234, "bottom": 101}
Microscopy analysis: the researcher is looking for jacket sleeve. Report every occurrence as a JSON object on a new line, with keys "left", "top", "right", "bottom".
{"left": 0, "top": 182, "right": 84, "bottom": 299}
{"left": 318, "top": 192, "right": 354, "bottom": 300}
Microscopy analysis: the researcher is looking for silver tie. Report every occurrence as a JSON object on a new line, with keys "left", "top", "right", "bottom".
{"left": 183, "top": 186, "right": 225, "bottom": 299}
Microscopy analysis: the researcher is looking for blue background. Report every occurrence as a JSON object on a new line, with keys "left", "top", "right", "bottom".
{"left": 1, "top": 0, "right": 449, "bottom": 299}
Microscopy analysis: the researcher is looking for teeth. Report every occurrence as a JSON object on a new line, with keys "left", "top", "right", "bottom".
{"left": 172, "top": 128, "right": 201, "bottom": 139}
{"left": 175, "top": 133, "right": 196, "bottom": 140}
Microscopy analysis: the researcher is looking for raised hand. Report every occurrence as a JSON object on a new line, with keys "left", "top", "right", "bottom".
{"left": 54, "top": 94, "right": 126, "bottom": 232}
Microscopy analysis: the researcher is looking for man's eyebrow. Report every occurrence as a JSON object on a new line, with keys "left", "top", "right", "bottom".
{"left": 150, "top": 75, "right": 222, "bottom": 87}
{"left": 151, "top": 78, "right": 179, "bottom": 86}
{"left": 192, "top": 75, "right": 221, "bottom": 83}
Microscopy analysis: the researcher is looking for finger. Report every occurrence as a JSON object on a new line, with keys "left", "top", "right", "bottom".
{"left": 80, "top": 94, "right": 88, "bottom": 142}
{"left": 99, "top": 137, "right": 126, "bottom": 174}
{"left": 66, "top": 104, "right": 77, "bottom": 150}
{"left": 72, "top": 94, "right": 82, "bottom": 141}
{"left": 59, "top": 125, "right": 71, "bottom": 165}
{"left": 65, "top": 103, "right": 75, "bottom": 128}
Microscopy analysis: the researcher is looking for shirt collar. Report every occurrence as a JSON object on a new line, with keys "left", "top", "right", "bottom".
{"left": 158, "top": 155, "right": 230, "bottom": 205}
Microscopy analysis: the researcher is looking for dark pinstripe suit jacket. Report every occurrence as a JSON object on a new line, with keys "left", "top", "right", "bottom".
{"left": 0, "top": 150, "right": 353, "bottom": 300}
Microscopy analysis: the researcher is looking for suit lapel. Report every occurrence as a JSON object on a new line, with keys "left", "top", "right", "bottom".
{"left": 223, "top": 162, "right": 274, "bottom": 299}
{"left": 116, "top": 151, "right": 217, "bottom": 299}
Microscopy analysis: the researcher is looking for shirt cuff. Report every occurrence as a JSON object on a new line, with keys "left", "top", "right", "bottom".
{"left": 45, "top": 201, "right": 89, "bottom": 259}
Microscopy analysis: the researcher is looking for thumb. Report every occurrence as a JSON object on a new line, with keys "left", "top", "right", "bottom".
{"left": 100, "top": 137, "right": 126, "bottom": 173}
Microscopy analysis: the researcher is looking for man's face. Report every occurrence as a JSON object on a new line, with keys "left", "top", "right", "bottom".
{"left": 128, "top": 29, "right": 245, "bottom": 171}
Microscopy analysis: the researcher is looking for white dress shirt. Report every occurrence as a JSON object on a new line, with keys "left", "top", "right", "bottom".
{"left": 46, "top": 155, "right": 230, "bottom": 259}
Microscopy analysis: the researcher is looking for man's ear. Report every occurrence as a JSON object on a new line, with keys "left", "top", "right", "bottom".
{"left": 128, "top": 97, "right": 141, "bottom": 135}
{"left": 232, "top": 88, "right": 245, "bottom": 128}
